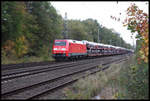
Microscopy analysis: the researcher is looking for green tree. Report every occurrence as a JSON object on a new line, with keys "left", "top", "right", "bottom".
{"left": 25, "top": 1, "right": 63, "bottom": 56}
{"left": 83, "top": 19, "right": 99, "bottom": 42}
{"left": 67, "top": 20, "right": 91, "bottom": 41}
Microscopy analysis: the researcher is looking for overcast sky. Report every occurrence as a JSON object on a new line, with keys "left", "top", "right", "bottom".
{"left": 51, "top": 1, "right": 148, "bottom": 46}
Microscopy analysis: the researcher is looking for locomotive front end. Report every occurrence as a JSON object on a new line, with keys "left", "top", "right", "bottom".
{"left": 52, "top": 40, "right": 69, "bottom": 59}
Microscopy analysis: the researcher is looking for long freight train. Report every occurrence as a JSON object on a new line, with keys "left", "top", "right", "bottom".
{"left": 52, "top": 39, "right": 134, "bottom": 60}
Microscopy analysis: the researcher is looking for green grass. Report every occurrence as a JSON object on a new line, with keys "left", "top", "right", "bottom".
{"left": 1, "top": 55, "right": 55, "bottom": 64}
{"left": 63, "top": 72, "right": 106, "bottom": 99}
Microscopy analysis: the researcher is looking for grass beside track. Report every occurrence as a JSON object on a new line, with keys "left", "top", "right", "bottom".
{"left": 2, "top": 56, "right": 55, "bottom": 65}
{"left": 63, "top": 55, "right": 133, "bottom": 99}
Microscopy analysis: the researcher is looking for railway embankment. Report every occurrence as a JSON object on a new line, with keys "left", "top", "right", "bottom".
{"left": 63, "top": 54, "right": 138, "bottom": 99}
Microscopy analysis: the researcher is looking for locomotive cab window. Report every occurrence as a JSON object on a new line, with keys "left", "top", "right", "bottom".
{"left": 54, "top": 41, "right": 66, "bottom": 46}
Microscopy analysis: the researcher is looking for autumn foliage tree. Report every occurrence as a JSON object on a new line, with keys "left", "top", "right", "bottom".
{"left": 123, "top": 3, "right": 149, "bottom": 63}
{"left": 2, "top": 2, "right": 30, "bottom": 58}
{"left": 111, "top": 3, "right": 149, "bottom": 64}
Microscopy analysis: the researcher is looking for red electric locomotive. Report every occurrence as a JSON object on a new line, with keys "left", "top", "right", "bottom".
{"left": 52, "top": 39, "right": 87, "bottom": 60}
{"left": 52, "top": 39, "right": 134, "bottom": 61}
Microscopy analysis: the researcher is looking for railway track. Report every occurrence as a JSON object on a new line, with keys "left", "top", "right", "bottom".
{"left": 2, "top": 56, "right": 115, "bottom": 94}
{"left": 1, "top": 55, "right": 108, "bottom": 71}
{"left": 1, "top": 61, "right": 57, "bottom": 70}
{"left": 1, "top": 54, "right": 130, "bottom": 99}
{"left": 1, "top": 55, "right": 113, "bottom": 76}
{"left": 2, "top": 56, "right": 113, "bottom": 81}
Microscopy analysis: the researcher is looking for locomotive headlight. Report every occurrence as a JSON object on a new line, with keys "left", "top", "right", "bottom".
{"left": 62, "top": 48, "right": 66, "bottom": 51}
{"left": 53, "top": 48, "right": 58, "bottom": 50}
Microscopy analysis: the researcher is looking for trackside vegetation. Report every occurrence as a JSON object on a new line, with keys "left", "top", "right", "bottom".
{"left": 63, "top": 55, "right": 148, "bottom": 99}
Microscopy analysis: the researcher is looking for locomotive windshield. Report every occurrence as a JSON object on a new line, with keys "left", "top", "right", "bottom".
{"left": 54, "top": 41, "right": 66, "bottom": 46}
